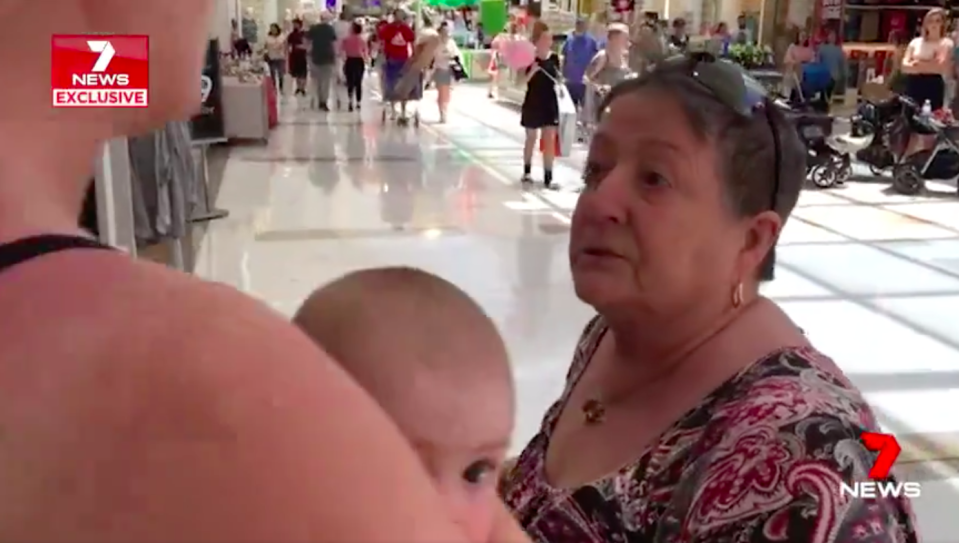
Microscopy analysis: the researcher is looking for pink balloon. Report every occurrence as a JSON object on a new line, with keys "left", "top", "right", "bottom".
{"left": 501, "top": 39, "right": 536, "bottom": 71}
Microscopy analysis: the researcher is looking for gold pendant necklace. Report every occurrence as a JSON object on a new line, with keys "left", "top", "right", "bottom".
{"left": 581, "top": 398, "right": 606, "bottom": 425}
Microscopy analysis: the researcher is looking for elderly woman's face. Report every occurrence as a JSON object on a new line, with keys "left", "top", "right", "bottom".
{"left": 570, "top": 90, "right": 749, "bottom": 312}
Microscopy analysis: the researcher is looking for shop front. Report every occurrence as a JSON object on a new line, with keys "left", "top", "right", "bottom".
{"left": 833, "top": 0, "right": 946, "bottom": 100}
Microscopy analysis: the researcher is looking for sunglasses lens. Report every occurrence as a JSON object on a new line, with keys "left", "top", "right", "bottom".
{"left": 654, "top": 55, "right": 767, "bottom": 117}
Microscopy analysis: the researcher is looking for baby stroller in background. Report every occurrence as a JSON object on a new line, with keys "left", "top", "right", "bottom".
{"left": 779, "top": 95, "right": 841, "bottom": 188}
{"left": 852, "top": 95, "right": 907, "bottom": 176}
{"left": 854, "top": 95, "right": 959, "bottom": 194}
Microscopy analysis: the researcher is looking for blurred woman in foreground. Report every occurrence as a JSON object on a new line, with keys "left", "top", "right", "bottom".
{"left": 0, "top": 1, "right": 528, "bottom": 541}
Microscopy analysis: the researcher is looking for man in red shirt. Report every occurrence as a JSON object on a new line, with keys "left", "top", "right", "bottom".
{"left": 378, "top": 9, "right": 416, "bottom": 119}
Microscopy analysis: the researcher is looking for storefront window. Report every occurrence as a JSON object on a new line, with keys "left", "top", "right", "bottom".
{"left": 843, "top": 0, "right": 944, "bottom": 43}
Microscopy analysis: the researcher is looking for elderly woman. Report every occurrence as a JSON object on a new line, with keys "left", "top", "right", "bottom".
{"left": 499, "top": 55, "right": 918, "bottom": 541}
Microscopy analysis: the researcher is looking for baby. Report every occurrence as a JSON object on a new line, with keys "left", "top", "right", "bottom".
{"left": 293, "top": 266, "right": 515, "bottom": 542}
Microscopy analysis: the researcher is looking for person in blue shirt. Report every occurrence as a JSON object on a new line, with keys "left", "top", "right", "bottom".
{"left": 561, "top": 18, "right": 600, "bottom": 110}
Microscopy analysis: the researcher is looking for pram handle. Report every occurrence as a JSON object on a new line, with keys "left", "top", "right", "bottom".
{"left": 897, "top": 95, "right": 919, "bottom": 111}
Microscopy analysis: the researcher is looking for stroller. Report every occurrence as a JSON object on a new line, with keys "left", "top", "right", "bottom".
{"left": 778, "top": 96, "right": 841, "bottom": 187}
{"left": 855, "top": 95, "right": 959, "bottom": 194}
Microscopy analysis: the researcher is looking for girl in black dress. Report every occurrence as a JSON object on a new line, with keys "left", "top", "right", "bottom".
{"left": 287, "top": 19, "right": 309, "bottom": 96}
{"left": 521, "top": 21, "right": 561, "bottom": 188}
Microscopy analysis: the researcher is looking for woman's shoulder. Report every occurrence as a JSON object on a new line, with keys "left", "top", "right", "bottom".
{"left": 673, "top": 347, "right": 917, "bottom": 541}
{"left": 709, "top": 346, "right": 877, "bottom": 439}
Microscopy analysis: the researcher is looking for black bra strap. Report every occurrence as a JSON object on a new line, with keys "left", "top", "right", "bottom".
{"left": 0, "top": 234, "right": 112, "bottom": 274}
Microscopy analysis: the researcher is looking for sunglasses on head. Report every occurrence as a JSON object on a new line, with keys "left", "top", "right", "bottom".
{"left": 655, "top": 52, "right": 782, "bottom": 214}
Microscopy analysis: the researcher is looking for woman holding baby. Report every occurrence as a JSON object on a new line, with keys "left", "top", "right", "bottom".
{"left": 499, "top": 58, "right": 919, "bottom": 541}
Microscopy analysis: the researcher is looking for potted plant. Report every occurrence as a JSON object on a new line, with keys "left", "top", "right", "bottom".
{"left": 726, "top": 42, "right": 773, "bottom": 69}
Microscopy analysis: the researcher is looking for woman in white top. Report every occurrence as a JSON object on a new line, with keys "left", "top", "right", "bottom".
{"left": 264, "top": 23, "right": 287, "bottom": 94}
{"left": 902, "top": 8, "right": 952, "bottom": 112}
{"left": 902, "top": 8, "right": 953, "bottom": 157}
{"left": 432, "top": 21, "right": 461, "bottom": 123}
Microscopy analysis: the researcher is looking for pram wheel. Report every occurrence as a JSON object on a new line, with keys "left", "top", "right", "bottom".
{"left": 808, "top": 154, "right": 845, "bottom": 188}
{"left": 892, "top": 163, "right": 924, "bottom": 195}
{"left": 809, "top": 164, "right": 837, "bottom": 188}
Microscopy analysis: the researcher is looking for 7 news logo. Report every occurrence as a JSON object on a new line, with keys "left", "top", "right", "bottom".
{"left": 839, "top": 432, "right": 922, "bottom": 499}
{"left": 51, "top": 35, "right": 149, "bottom": 108}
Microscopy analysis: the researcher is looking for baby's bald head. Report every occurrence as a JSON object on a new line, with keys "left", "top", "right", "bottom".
{"left": 293, "top": 267, "right": 513, "bottom": 413}
{"left": 295, "top": 267, "right": 514, "bottom": 543}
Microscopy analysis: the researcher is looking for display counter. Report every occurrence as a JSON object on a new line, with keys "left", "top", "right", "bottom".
{"left": 221, "top": 75, "right": 272, "bottom": 142}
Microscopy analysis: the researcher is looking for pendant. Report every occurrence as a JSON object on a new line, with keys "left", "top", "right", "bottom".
{"left": 581, "top": 398, "right": 606, "bottom": 425}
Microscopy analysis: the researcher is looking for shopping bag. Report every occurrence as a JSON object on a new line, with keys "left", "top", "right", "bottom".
{"left": 555, "top": 84, "right": 577, "bottom": 156}
{"left": 538, "top": 84, "right": 578, "bottom": 156}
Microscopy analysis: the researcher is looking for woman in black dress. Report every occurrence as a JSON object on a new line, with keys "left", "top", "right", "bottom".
{"left": 521, "top": 21, "right": 561, "bottom": 188}
{"left": 287, "top": 18, "right": 309, "bottom": 96}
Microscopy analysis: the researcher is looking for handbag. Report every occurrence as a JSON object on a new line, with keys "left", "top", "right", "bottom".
{"left": 451, "top": 56, "right": 468, "bottom": 81}
{"left": 537, "top": 72, "right": 577, "bottom": 157}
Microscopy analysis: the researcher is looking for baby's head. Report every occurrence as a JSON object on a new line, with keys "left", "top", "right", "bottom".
{"left": 294, "top": 267, "right": 514, "bottom": 542}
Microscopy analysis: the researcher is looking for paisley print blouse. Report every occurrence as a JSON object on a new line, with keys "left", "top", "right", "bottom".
{"left": 500, "top": 317, "right": 918, "bottom": 543}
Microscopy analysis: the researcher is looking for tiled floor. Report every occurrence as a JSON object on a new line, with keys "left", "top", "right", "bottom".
{"left": 195, "top": 82, "right": 959, "bottom": 539}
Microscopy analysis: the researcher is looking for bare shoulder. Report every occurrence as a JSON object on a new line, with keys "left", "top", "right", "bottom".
{"left": 0, "top": 256, "right": 467, "bottom": 542}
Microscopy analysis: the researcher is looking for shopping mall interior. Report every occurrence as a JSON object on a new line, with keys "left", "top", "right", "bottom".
{"left": 80, "top": 0, "right": 959, "bottom": 537}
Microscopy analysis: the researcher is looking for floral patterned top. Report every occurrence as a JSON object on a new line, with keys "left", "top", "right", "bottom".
{"left": 500, "top": 316, "right": 918, "bottom": 543}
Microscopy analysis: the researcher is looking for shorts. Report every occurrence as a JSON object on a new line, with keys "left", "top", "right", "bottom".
{"left": 432, "top": 68, "right": 452, "bottom": 86}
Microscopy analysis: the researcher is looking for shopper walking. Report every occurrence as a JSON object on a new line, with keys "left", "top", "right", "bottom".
{"left": 265, "top": 23, "right": 287, "bottom": 94}
{"left": 287, "top": 18, "right": 309, "bottom": 95}
{"left": 379, "top": 9, "right": 416, "bottom": 119}
{"left": 341, "top": 21, "right": 369, "bottom": 111}
{"left": 561, "top": 17, "right": 599, "bottom": 112}
{"left": 520, "top": 21, "right": 561, "bottom": 189}
{"left": 432, "top": 22, "right": 461, "bottom": 123}
{"left": 584, "top": 23, "right": 632, "bottom": 88}
{"left": 307, "top": 11, "right": 338, "bottom": 110}
{"left": 667, "top": 17, "right": 689, "bottom": 52}
{"left": 817, "top": 27, "right": 847, "bottom": 105}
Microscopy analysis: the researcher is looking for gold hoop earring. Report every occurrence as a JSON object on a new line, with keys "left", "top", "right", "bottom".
{"left": 732, "top": 282, "right": 744, "bottom": 308}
